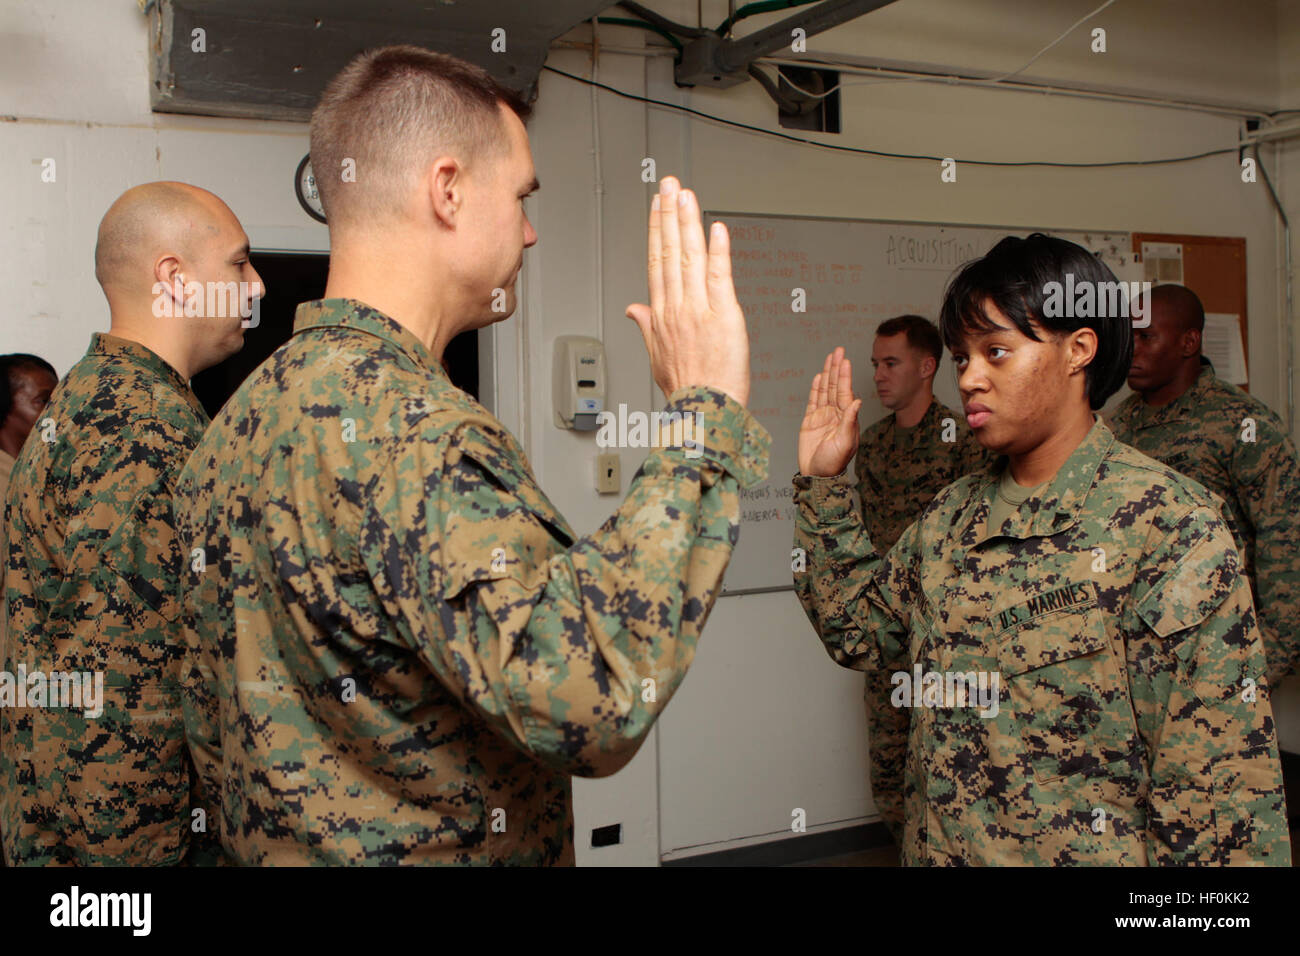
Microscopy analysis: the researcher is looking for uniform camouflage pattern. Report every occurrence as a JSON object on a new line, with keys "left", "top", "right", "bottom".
{"left": 174, "top": 298, "right": 771, "bottom": 865}
{"left": 1, "top": 333, "right": 215, "bottom": 865}
{"left": 1109, "top": 357, "right": 1300, "bottom": 686}
{"left": 795, "top": 415, "right": 1290, "bottom": 865}
{"left": 854, "top": 399, "right": 988, "bottom": 843}
{"left": 854, "top": 398, "right": 988, "bottom": 554}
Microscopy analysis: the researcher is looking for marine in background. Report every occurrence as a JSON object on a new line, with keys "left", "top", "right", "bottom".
{"left": 1109, "top": 284, "right": 1300, "bottom": 687}
{"left": 0, "top": 182, "right": 262, "bottom": 865}
{"left": 854, "top": 314, "right": 987, "bottom": 845}
{"left": 0, "top": 351, "right": 58, "bottom": 868}
{"left": 0, "top": 354, "right": 58, "bottom": 506}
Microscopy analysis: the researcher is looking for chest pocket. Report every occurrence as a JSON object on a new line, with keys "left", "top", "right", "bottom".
{"left": 996, "top": 592, "right": 1140, "bottom": 783}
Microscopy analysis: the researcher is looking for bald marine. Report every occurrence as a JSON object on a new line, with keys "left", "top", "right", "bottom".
{"left": 0, "top": 182, "right": 263, "bottom": 866}
{"left": 93, "top": 180, "right": 263, "bottom": 378}
{"left": 1110, "top": 282, "right": 1300, "bottom": 686}
{"left": 1124, "top": 284, "right": 1205, "bottom": 403}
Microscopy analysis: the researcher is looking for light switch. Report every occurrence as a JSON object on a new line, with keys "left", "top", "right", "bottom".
{"left": 596, "top": 453, "right": 620, "bottom": 494}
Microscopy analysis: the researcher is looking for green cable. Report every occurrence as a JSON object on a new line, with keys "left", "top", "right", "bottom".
{"left": 717, "top": 0, "right": 823, "bottom": 37}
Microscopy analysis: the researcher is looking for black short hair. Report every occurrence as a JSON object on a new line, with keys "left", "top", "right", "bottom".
{"left": 0, "top": 353, "right": 57, "bottom": 424}
{"left": 938, "top": 233, "right": 1132, "bottom": 410}
{"left": 1149, "top": 283, "right": 1205, "bottom": 334}
{"left": 876, "top": 314, "right": 942, "bottom": 369}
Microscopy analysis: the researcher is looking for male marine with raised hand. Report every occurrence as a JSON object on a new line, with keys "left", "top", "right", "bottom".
{"left": 1110, "top": 284, "right": 1300, "bottom": 687}
{"left": 1, "top": 182, "right": 262, "bottom": 865}
{"left": 794, "top": 234, "right": 1288, "bottom": 865}
{"left": 173, "top": 47, "right": 769, "bottom": 865}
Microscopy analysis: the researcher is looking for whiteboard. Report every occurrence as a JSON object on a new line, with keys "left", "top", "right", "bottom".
{"left": 707, "top": 211, "right": 1135, "bottom": 594}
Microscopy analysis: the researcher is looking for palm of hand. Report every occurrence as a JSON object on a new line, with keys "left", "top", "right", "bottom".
{"left": 799, "top": 404, "right": 855, "bottom": 476}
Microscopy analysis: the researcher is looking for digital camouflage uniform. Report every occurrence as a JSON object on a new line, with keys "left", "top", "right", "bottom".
{"left": 855, "top": 400, "right": 988, "bottom": 555}
{"left": 1109, "top": 357, "right": 1300, "bottom": 687}
{"left": 796, "top": 415, "right": 1290, "bottom": 865}
{"left": 1, "top": 333, "right": 215, "bottom": 865}
{"left": 854, "top": 399, "right": 988, "bottom": 843}
{"left": 174, "top": 298, "right": 771, "bottom": 865}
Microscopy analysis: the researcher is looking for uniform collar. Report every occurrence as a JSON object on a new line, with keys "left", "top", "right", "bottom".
{"left": 88, "top": 333, "right": 206, "bottom": 418}
{"left": 1194, "top": 355, "right": 1214, "bottom": 383}
{"left": 1123, "top": 356, "right": 1215, "bottom": 428}
{"left": 890, "top": 396, "right": 942, "bottom": 442}
{"left": 894, "top": 397, "right": 935, "bottom": 428}
{"left": 966, "top": 414, "right": 1115, "bottom": 545}
{"left": 292, "top": 298, "right": 441, "bottom": 375}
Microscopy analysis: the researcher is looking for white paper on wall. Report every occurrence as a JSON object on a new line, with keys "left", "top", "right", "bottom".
{"left": 1203, "top": 313, "right": 1248, "bottom": 385}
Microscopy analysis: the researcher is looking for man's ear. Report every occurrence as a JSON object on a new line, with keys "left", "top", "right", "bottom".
{"left": 153, "top": 255, "right": 184, "bottom": 309}
{"left": 920, "top": 355, "right": 937, "bottom": 380}
{"left": 426, "top": 157, "right": 463, "bottom": 229}
{"left": 1183, "top": 328, "right": 1202, "bottom": 358}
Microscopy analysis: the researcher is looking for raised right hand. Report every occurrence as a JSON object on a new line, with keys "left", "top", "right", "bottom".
{"left": 798, "top": 347, "right": 862, "bottom": 477}
{"left": 625, "top": 177, "right": 750, "bottom": 407}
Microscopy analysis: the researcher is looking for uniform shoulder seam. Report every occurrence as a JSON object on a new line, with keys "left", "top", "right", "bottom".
{"left": 1103, "top": 443, "right": 1220, "bottom": 514}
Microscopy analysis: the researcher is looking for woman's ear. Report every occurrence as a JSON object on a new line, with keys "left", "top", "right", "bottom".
{"left": 1070, "top": 326, "right": 1099, "bottom": 374}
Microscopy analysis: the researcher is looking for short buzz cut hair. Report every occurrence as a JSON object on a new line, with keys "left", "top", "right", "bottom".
{"left": 939, "top": 233, "right": 1132, "bottom": 410}
{"left": 309, "top": 45, "right": 533, "bottom": 226}
{"left": 1149, "top": 283, "right": 1206, "bottom": 334}
{"left": 876, "top": 314, "right": 942, "bottom": 370}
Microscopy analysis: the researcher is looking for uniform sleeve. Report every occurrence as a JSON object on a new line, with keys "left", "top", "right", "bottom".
{"left": 178, "top": 626, "right": 225, "bottom": 862}
{"left": 361, "top": 387, "right": 769, "bottom": 778}
{"left": 175, "top": 538, "right": 226, "bottom": 865}
{"left": 172, "top": 464, "right": 230, "bottom": 864}
{"left": 89, "top": 422, "right": 190, "bottom": 624}
{"left": 851, "top": 428, "right": 870, "bottom": 489}
{"left": 90, "top": 424, "right": 225, "bottom": 864}
{"left": 23, "top": 418, "right": 206, "bottom": 864}
{"left": 1231, "top": 419, "right": 1300, "bottom": 685}
{"left": 1126, "top": 505, "right": 1291, "bottom": 866}
{"left": 0, "top": 494, "right": 11, "bottom": 666}
{"left": 792, "top": 472, "right": 913, "bottom": 672}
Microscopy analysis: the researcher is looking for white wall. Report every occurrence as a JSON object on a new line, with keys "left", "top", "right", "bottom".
{"left": 2, "top": 0, "right": 1295, "bottom": 865}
